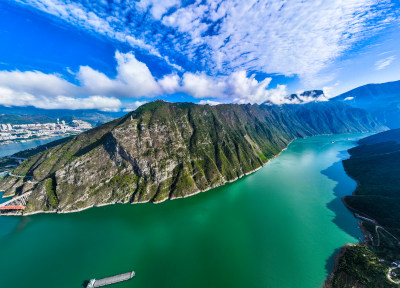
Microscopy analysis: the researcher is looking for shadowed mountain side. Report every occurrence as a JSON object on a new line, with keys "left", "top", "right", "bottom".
{"left": 321, "top": 150, "right": 362, "bottom": 240}
{"left": 321, "top": 148, "right": 363, "bottom": 278}
{"left": 325, "top": 129, "right": 400, "bottom": 288}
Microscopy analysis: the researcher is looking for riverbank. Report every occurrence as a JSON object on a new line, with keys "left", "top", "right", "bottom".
{"left": 0, "top": 136, "right": 65, "bottom": 158}
{"left": 324, "top": 129, "right": 400, "bottom": 288}
{"left": 0, "top": 135, "right": 58, "bottom": 146}
{"left": 323, "top": 244, "right": 352, "bottom": 288}
{"left": 2, "top": 132, "right": 364, "bottom": 217}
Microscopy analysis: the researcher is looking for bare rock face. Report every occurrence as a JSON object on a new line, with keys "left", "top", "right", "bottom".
{"left": 0, "top": 101, "right": 386, "bottom": 214}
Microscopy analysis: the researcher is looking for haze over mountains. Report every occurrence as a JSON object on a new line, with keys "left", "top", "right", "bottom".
{"left": 0, "top": 105, "right": 125, "bottom": 126}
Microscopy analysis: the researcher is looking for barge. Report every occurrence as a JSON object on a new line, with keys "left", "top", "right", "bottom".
{"left": 87, "top": 271, "right": 135, "bottom": 287}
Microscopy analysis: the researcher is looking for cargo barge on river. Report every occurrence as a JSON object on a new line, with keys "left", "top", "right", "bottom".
{"left": 87, "top": 271, "right": 135, "bottom": 287}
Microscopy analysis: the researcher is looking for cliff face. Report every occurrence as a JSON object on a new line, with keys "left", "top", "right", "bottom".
{"left": 0, "top": 101, "right": 385, "bottom": 214}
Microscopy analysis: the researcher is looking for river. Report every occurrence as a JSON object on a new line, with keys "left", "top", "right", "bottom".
{"left": 0, "top": 137, "right": 64, "bottom": 158}
{"left": 0, "top": 134, "right": 363, "bottom": 288}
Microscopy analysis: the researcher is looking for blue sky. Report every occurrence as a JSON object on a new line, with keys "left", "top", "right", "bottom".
{"left": 0, "top": 0, "right": 399, "bottom": 111}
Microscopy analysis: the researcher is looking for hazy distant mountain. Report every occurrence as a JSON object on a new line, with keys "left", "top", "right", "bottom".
{"left": 0, "top": 105, "right": 125, "bottom": 126}
{"left": 0, "top": 100, "right": 385, "bottom": 215}
{"left": 333, "top": 80, "right": 400, "bottom": 128}
{"left": 0, "top": 114, "right": 56, "bottom": 125}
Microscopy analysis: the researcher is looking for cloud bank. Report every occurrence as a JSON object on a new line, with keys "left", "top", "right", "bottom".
{"left": 0, "top": 51, "right": 324, "bottom": 110}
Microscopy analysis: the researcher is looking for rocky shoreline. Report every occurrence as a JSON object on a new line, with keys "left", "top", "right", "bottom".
{"left": 3, "top": 139, "right": 294, "bottom": 216}
{"left": 322, "top": 156, "right": 364, "bottom": 288}
{"left": 323, "top": 244, "right": 353, "bottom": 288}
{"left": 323, "top": 128, "right": 400, "bottom": 288}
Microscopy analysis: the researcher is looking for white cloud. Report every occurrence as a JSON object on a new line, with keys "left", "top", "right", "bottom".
{"left": 17, "top": 0, "right": 182, "bottom": 69}
{"left": 0, "top": 70, "right": 77, "bottom": 97}
{"left": 0, "top": 84, "right": 121, "bottom": 111}
{"left": 199, "top": 100, "right": 223, "bottom": 106}
{"left": 344, "top": 97, "right": 355, "bottom": 101}
{"left": 321, "top": 83, "right": 340, "bottom": 99}
{"left": 0, "top": 50, "right": 339, "bottom": 109}
{"left": 122, "top": 101, "right": 148, "bottom": 112}
{"left": 0, "top": 71, "right": 122, "bottom": 110}
{"left": 296, "top": 91, "right": 329, "bottom": 103}
{"left": 33, "top": 95, "right": 122, "bottom": 111}
{"left": 180, "top": 73, "right": 226, "bottom": 98}
{"left": 157, "top": 74, "right": 180, "bottom": 94}
{"left": 135, "top": 0, "right": 180, "bottom": 20}
{"left": 178, "top": 71, "right": 331, "bottom": 105}
{"left": 178, "top": 71, "right": 289, "bottom": 104}
{"left": 375, "top": 56, "right": 396, "bottom": 70}
{"left": 78, "top": 51, "right": 161, "bottom": 97}
{"left": 20, "top": 0, "right": 153, "bottom": 53}
{"left": 0, "top": 86, "right": 37, "bottom": 107}
{"left": 0, "top": 51, "right": 166, "bottom": 111}
{"left": 18, "top": 0, "right": 395, "bottom": 81}
{"left": 0, "top": 51, "right": 163, "bottom": 110}
{"left": 162, "top": 0, "right": 394, "bottom": 79}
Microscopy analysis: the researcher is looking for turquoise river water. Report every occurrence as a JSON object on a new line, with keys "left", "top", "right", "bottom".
{"left": 0, "top": 134, "right": 364, "bottom": 288}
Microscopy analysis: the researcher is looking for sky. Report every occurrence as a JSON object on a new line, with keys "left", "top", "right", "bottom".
{"left": 0, "top": 0, "right": 399, "bottom": 112}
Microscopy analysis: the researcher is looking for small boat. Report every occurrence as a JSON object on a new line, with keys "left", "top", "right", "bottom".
{"left": 331, "top": 141, "right": 335, "bottom": 144}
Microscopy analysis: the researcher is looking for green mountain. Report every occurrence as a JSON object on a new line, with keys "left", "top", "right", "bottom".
{"left": 325, "top": 129, "right": 400, "bottom": 288}
{"left": 333, "top": 80, "right": 400, "bottom": 129}
{"left": 0, "top": 101, "right": 385, "bottom": 214}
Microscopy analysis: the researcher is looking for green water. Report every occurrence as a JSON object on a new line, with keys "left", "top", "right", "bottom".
{"left": 0, "top": 134, "right": 363, "bottom": 288}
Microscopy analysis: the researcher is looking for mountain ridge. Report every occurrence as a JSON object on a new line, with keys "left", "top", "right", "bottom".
{"left": 0, "top": 100, "right": 386, "bottom": 215}
{"left": 333, "top": 80, "right": 400, "bottom": 128}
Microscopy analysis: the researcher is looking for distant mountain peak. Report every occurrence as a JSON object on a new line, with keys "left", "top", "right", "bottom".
{"left": 332, "top": 79, "right": 400, "bottom": 128}
{"left": 263, "top": 90, "right": 328, "bottom": 105}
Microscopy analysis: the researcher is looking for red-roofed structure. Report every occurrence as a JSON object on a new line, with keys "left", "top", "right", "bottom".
{"left": 0, "top": 205, "right": 25, "bottom": 210}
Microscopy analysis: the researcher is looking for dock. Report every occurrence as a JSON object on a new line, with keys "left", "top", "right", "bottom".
{"left": 87, "top": 271, "right": 135, "bottom": 287}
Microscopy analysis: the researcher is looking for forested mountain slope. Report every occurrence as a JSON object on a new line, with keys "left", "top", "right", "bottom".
{"left": 0, "top": 100, "right": 385, "bottom": 214}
